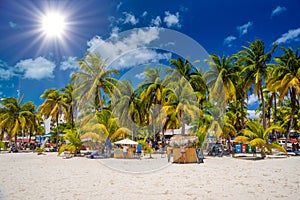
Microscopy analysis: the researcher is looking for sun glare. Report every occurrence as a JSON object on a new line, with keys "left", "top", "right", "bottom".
{"left": 42, "top": 13, "right": 66, "bottom": 37}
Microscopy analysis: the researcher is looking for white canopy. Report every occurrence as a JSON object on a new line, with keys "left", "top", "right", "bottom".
{"left": 114, "top": 138, "right": 138, "bottom": 145}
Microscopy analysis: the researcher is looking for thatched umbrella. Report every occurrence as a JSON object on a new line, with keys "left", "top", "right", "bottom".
{"left": 169, "top": 135, "right": 198, "bottom": 147}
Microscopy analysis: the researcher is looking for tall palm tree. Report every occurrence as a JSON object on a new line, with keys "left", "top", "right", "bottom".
{"left": 0, "top": 96, "right": 34, "bottom": 146}
{"left": 238, "top": 39, "right": 277, "bottom": 130}
{"left": 111, "top": 80, "right": 141, "bottom": 139}
{"left": 39, "top": 89, "right": 66, "bottom": 147}
{"left": 138, "top": 66, "right": 167, "bottom": 140}
{"left": 234, "top": 120, "right": 287, "bottom": 159}
{"left": 71, "top": 52, "right": 119, "bottom": 111}
{"left": 164, "top": 71, "right": 200, "bottom": 135}
{"left": 269, "top": 47, "right": 300, "bottom": 147}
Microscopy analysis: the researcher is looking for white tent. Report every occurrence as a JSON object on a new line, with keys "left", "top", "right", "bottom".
{"left": 114, "top": 138, "right": 138, "bottom": 145}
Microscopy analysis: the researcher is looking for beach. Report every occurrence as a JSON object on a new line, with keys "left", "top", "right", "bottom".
{"left": 0, "top": 152, "right": 299, "bottom": 200}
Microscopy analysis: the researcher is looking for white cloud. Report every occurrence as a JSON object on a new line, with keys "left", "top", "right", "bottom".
{"left": 87, "top": 27, "right": 159, "bottom": 63}
{"left": 237, "top": 21, "right": 253, "bottom": 36}
{"left": 9, "top": 21, "right": 18, "bottom": 29}
{"left": 86, "top": 27, "right": 171, "bottom": 70}
{"left": 151, "top": 16, "right": 162, "bottom": 27}
{"left": 60, "top": 56, "right": 78, "bottom": 70}
{"left": 135, "top": 72, "right": 145, "bottom": 80}
{"left": 116, "top": 2, "right": 122, "bottom": 11}
{"left": 142, "top": 11, "right": 148, "bottom": 17}
{"left": 163, "top": 11, "right": 181, "bottom": 28}
{"left": 116, "top": 49, "right": 171, "bottom": 69}
{"left": 275, "top": 28, "right": 300, "bottom": 44}
{"left": 247, "top": 94, "right": 258, "bottom": 105}
{"left": 0, "top": 60, "right": 15, "bottom": 80}
{"left": 123, "top": 12, "right": 139, "bottom": 25}
{"left": 223, "top": 35, "right": 237, "bottom": 47}
{"left": 15, "top": 57, "right": 55, "bottom": 80}
{"left": 247, "top": 110, "right": 260, "bottom": 119}
{"left": 271, "top": 6, "right": 287, "bottom": 18}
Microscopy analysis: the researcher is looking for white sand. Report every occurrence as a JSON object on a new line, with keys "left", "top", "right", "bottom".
{"left": 0, "top": 152, "right": 299, "bottom": 200}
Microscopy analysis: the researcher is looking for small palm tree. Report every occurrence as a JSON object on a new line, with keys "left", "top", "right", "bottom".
{"left": 234, "top": 120, "right": 287, "bottom": 159}
{"left": 58, "top": 129, "right": 82, "bottom": 155}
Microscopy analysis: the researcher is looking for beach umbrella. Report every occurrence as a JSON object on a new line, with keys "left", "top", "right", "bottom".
{"left": 169, "top": 135, "right": 198, "bottom": 147}
{"left": 114, "top": 138, "right": 138, "bottom": 145}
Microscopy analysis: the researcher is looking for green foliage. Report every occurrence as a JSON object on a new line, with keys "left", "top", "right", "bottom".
{"left": 58, "top": 129, "right": 82, "bottom": 155}
{"left": 0, "top": 141, "right": 6, "bottom": 150}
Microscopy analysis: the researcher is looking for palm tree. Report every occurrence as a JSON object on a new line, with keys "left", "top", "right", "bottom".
{"left": 61, "top": 84, "right": 75, "bottom": 129}
{"left": 205, "top": 54, "right": 237, "bottom": 104}
{"left": 169, "top": 57, "right": 198, "bottom": 81}
{"left": 268, "top": 47, "right": 300, "bottom": 148}
{"left": 0, "top": 96, "right": 34, "bottom": 146}
{"left": 164, "top": 71, "right": 200, "bottom": 135}
{"left": 58, "top": 129, "right": 82, "bottom": 155}
{"left": 238, "top": 39, "right": 277, "bottom": 130}
{"left": 234, "top": 120, "right": 287, "bottom": 159}
{"left": 71, "top": 52, "right": 119, "bottom": 111}
{"left": 139, "top": 66, "right": 167, "bottom": 140}
{"left": 111, "top": 80, "right": 141, "bottom": 140}
{"left": 96, "top": 109, "right": 131, "bottom": 141}
{"left": 39, "top": 89, "right": 66, "bottom": 148}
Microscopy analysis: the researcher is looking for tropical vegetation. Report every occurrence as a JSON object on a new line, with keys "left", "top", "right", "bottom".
{"left": 0, "top": 39, "right": 299, "bottom": 159}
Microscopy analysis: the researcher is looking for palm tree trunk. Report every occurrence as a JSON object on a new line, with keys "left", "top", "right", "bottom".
{"left": 181, "top": 108, "right": 185, "bottom": 135}
{"left": 272, "top": 93, "right": 278, "bottom": 141}
{"left": 56, "top": 114, "right": 59, "bottom": 149}
{"left": 286, "top": 89, "right": 296, "bottom": 149}
{"left": 260, "top": 85, "right": 266, "bottom": 130}
{"left": 98, "top": 86, "right": 103, "bottom": 111}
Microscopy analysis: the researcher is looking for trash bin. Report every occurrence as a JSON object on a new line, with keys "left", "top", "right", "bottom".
{"left": 247, "top": 145, "right": 252, "bottom": 153}
{"left": 235, "top": 144, "right": 241, "bottom": 153}
{"left": 242, "top": 144, "right": 247, "bottom": 153}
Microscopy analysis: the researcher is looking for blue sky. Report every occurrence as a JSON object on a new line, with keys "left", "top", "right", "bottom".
{"left": 0, "top": 0, "right": 300, "bottom": 118}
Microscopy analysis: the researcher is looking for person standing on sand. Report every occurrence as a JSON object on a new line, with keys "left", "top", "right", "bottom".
{"left": 137, "top": 143, "right": 142, "bottom": 159}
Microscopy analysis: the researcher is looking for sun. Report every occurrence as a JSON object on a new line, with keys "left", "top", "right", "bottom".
{"left": 42, "top": 13, "right": 66, "bottom": 37}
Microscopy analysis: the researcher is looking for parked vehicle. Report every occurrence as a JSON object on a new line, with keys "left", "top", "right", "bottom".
{"left": 277, "top": 140, "right": 293, "bottom": 148}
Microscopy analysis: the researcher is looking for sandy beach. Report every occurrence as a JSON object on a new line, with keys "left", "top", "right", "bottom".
{"left": 0, "top": 152, "right": 299, "bottom": 200}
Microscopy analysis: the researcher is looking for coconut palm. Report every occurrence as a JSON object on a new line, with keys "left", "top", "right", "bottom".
{"left": 71, "top": 52, "right": 119, "bottom": 112}
{"left": 268, "top": 47, "right": 300, "bottom": 147}
{"left": 58, "top": 129, "right": 82, "bottom": 155}
{"left": 164, "top": 71, "right": 200, "bottom": 135}
{"left": 205, "top": 54, "right": 237, "bottom": 103}
{"left": 61, "top": 84, "right": 75, "bottom": 129}
{"left": 96, "top": 109, "right": 131, "bottom": 141}
{"left": 39, "top": 89, "right": 66, "bottom": 147}
{"left": 0, "top": 96, "right": 34, "bottom": 146}
{"left": 234, "top": 120, "right": 287, "bottom": 159}
{"left": 111, "top": 80, "right": 142, "bottom": 139}
{"left": 238, "top": 39, "right": 277, "bottom": 130}
{"left": 169, "top": 57, "right": 198, "bottom": 81}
